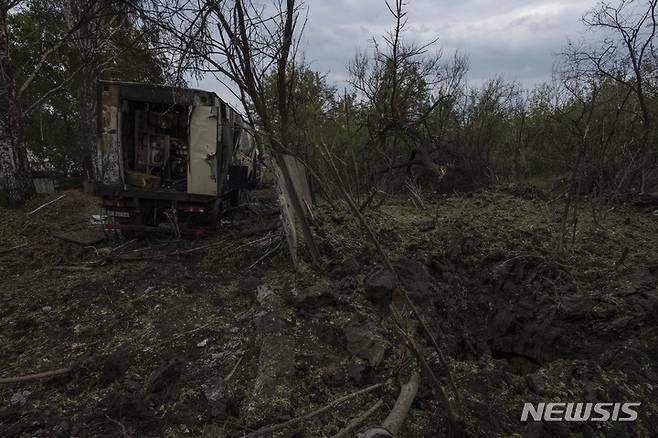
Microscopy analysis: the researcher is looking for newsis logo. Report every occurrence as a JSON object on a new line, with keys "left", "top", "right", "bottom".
{"left": 521, "top": 402, "right": 641, "bottom": 422}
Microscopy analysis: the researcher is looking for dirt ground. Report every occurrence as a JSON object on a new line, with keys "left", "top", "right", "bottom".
{"left": 1, "top": 186, "right": 658, "bottom": 437}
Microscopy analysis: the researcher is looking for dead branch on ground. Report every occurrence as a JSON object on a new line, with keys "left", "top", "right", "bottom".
{"left": 0, "top": 367, "right": 72, "bottom": 384}
{"left": 105, "top": 415, "right": 128, "bottom": 438}
{"left": 330, "top": 399, "right": 384, "bottom": 438}
{"left": 26, "top": 195, "right": 67, "bottom": 216}
{"left": 78, "top": 233, "right": 276, "bottom": 268}
{"left": 51, "top": 266, "right": 93, "bottom": 272}
{"left": 382, "top": 370, "right": 420, "bottom": 435}
{"left": 318, "top": 141, "right": 464, "bottom": 432}
{"left": 246, "top": 239, "right": 282, "bottom": 270}
{"left": 0, "top": 242, "right": 28, "bottom": 254}
{"left": 224, "top": 356, "right": 243, "bottom": 383}
{"left": 392, "top": 310, "right": 459, "bottom": 426}
{"left": 242, "top": 382, "right": 386, "bottom": 438}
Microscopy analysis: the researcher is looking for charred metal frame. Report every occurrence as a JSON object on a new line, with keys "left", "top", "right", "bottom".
{"left": 94, "top": 80, "right": 257, "bottom": 230}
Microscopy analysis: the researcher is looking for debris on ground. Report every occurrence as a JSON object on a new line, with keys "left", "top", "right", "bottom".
{"left": 1, "top": 188, "right": 658, "bottom": 436}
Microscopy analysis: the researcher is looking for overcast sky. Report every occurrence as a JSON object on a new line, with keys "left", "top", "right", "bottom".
{"left": 194, "top": 0, "right": 600, "bottom": 107}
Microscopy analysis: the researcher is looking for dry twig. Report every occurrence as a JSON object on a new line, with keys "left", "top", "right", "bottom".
{"left": 105, "top": 415, "right": 128, "bottom": 437}
{"left": 319, "top": 142, "right": 462, "bottom": 415}
{"left": 330, "top": 399, "right": 384, "bottom": 438}
{"left": 26, "top": 194, "right": 66, "bottom": 216}
{"left": 0, "top": 367, "right": 72, "bottom": 384}
{"left": 51, "top": 266, "right": 93, "bottom": 272}
{"left": 382, "top": 370, "right": 420, "bottom": 435}
{"left": 224, "top": 356, "right": 243, "bottom": 383}
{"left": 246, "top": 239, "right": 282, "bottom": 270}
{"left": 242, "top": 382, "right": 385, "bottom": 438}
{"left": 0, "top": 242, "right": 28, "bottom": 254}
{"left": 392, "top": 310, "right": 458, "bottom": 424}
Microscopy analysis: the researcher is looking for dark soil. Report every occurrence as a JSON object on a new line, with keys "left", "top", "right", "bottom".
{"left": 1, "top": 188, "right": 657, "bottom": 437}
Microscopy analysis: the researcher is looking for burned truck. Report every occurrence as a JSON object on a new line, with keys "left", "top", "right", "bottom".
{"left": 94, "top": 81, "right": 258, "bottom": 232}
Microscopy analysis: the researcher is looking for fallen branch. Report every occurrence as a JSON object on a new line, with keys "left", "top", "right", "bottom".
{"left": 392, "top": 311, "right": 463, "bottom": 436}
{"left": 246, "top": 240, "right": 282, "bottom": 270}
{"left": 181, "top": 233, "right": 273, "bottom": 255}
{"left": 224, "top": 356, "right": 243, "bottom": 383}
{"left": 27, "top": 194, "right": 66, "bottom": 216}
{"left": 331, "top": 399, "right": 384, "bottom": 438}
{"left": 359, "top": 188, "right": 379, "bottom": 212}
{"left": 236, "top": 222, "right": 280, "bottom": 238}
{"left": 90, "top": 236, "right": 269, "bottom": 265}
{"left": 101, "top": 254, "right": 182, "bottom": 264}
{"left": 382, "top": 370, "right": 420, "bottom": 435}
{"left": 0, "top": 242, "right": 28, "bottom": 254}
{"left": 105, "top": 415, "right": 128, "bottom": 438}
{"left": 359, "top": 189, "right": 389, "bottom": 213}
{"left": 51, "top": 266, "right": 93, "bottom": 272}
{"left": 109, "top": 239, "right": 137, "bottom": 254}
{"left": 0, "top": 367, "right": 72, "bottom": 384}
{"left": 243, "top": 382, "right": 386, "bottom": 438}
{"left": 319, "top": 142, "right": 462, "bottom": 412}
{"left": 83, "top": 230, "right": 276, "bottom": 267}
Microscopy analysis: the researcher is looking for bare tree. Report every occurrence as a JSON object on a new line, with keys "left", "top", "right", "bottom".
{"left": 348, "top": 0, "right": 467, "bottom": 187}
{"left": 556, "top": 68, "right": 602, "bottom": 249}
{"left": 569, "top": 0, "right": 657, "bottom": 192}
{"left": 140, "top": 0, "right": 321, "bottom": 264}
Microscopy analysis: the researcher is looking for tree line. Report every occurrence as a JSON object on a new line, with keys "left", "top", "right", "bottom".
{"left": 0, "top": 0, "right": 167, "bottom": 206}
{"left": 1, "top": 0, "right": 657, "bottom": 207}
{"left": 265, "top": 0, "right": 658, "bottom": 205}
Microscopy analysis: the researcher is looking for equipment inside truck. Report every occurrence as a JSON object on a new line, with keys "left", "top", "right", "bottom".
{"left": 95, "top": 81, "right": 258, "bottom": 233}
{"left": 121, "top": 101, "right": 190, "bottom": 192}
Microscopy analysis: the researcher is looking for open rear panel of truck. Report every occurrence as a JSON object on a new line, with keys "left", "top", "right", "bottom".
{"left": 188, "top": 106, "right": 219, "bottom": 196}
{"left": 95, "top": 81, "right": 259, "bottom": 232}
{"left": 96, "top": 81, "right": 233, "bottom": 197}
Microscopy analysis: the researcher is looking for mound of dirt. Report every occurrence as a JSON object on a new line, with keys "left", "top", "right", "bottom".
{"left": 1, "top": 188, "right": 657, "bottom": 437}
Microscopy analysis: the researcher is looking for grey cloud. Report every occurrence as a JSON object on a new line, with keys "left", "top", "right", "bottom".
{"left": 195, "top": 0, "right": 601, "bottom": 108}
{"left": 303, "top": 0, "right": 598, "bottom": 86}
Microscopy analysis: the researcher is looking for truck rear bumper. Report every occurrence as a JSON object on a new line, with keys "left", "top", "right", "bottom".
{"left": 95, "top": 184, "right": 216, "bottom": 203}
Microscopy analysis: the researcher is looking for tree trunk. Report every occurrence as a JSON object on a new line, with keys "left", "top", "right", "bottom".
{"left": 0, "top": 117, "right": 34, "bottom": 207}
{"left": 75, "top": 71, "right": 98, "bottom": 180}
{"left": 1, "top": 6, "right": 34, "bottom": 207}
